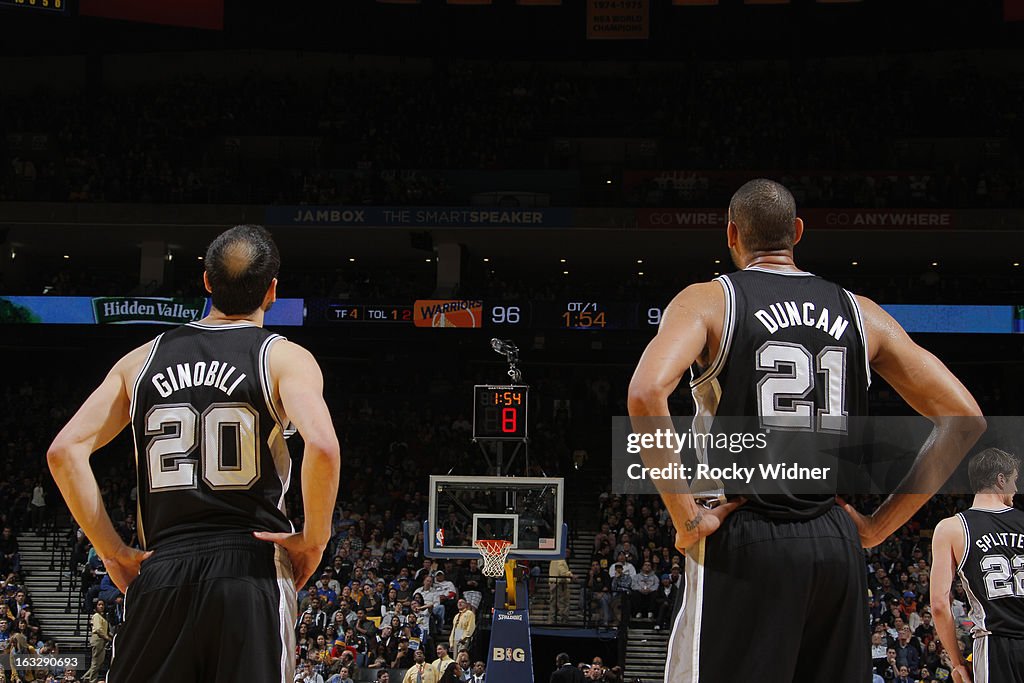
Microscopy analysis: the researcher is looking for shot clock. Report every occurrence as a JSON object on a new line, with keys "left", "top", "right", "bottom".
{"left": 473, "top": 385, "right": 528, "bottom": 441}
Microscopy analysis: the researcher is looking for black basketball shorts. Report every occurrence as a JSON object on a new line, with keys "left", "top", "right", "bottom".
{"left": 107, "top": 532, "right": 297, "bottom": 683}
{"left": 972, "top": 635, "right": 1024, "bottom": 683}
{"left": 666, "top": 505, "right": 870, "bottom": 682}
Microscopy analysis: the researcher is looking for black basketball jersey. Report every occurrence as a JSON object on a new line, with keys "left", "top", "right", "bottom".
{"left": 957, "top": 507, "right": 1024, "bottom": 639}
{"left": 130, "top": 321, "right": 294, "bottom": 549}
{"left": 690, "top": 267, "right": 870, "bottom": 520}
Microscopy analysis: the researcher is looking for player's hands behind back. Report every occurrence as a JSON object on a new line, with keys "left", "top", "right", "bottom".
{"left": 102, "top": 545, "right": 153, "bottom": 594}
{"left": 253, "top": 530, "right": 326, "bottom": 589}
{"left": 674, "top": 497, "right": 745, "bottom": 553}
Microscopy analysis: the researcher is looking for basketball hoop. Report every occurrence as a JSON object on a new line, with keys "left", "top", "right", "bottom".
{"left": 474, "top": 539, "right": 513, "bottom": 578}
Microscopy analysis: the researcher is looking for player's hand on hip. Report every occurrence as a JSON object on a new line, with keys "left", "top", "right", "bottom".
{"left": 836, "top": 496, "right": 883, "bottom": 548}
{"left": 103, "top": 545, "right": 153, "bottom": 594}
{"left": 253, "top": 530, "right": 326, "bottom": 589}
{"left": 674, "top": 498, "right": 745, "bottom": 553}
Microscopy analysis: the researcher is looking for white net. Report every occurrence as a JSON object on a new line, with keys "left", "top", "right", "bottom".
{"left": 474, "top": 539, "right": 512, "bottom": 578}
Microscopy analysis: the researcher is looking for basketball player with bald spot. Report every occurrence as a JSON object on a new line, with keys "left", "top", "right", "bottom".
{"left": 932, "top": 449, "right": 1024, "bottom": 683}
{"left": 628, "top": 179, "right": 985, "bottom": 682}
{"left": 48, "top": 225, "right": 340, "bottom": 682}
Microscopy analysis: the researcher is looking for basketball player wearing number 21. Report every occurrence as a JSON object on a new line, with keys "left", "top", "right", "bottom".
{"left": 932, "top": 449, "right": 1024, "bottom": 683}
{"left": 47, "top": 225, "right": 341, "bottom": 683}
{"left": 628, "top": 180, "right": 985, "bottom": 682}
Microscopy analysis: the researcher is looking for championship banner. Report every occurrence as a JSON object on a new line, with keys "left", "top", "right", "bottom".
{"left": 413, "top": 300, "right": 484, "bottom": 328}
{"left": 586, "top": 0, "right": 649, "bottom": 40}
{"left": 0, "top": 297, "right": 304, "bottom": 326}
{"left": 264, "top": 206, "right": 572, "bottom": 228}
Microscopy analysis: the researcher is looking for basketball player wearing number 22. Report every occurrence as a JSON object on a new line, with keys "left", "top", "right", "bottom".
{"left": 628, "top": 180, "right": 985, "bottom": 683}
{"left": 932, "top": 449, "right": 1024, "bottom": 683}
{"left": 48, "top": 226, "right": 340, "bottom": 683}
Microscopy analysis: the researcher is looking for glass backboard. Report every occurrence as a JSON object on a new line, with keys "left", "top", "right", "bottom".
{"left": 425, "top": 475, "right": 566, "bottom": 559}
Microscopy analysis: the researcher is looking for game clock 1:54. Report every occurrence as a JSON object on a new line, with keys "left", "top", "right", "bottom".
{"left": 473, "top": 385, "right": 528, "bottom": 441}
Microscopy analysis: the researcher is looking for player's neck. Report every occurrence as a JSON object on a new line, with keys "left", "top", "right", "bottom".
{"left": 201, "top": 308, "right": 264, "bottom": 326}
{"left": 742, "top": 252, "right": 800, "bottom": 272}
{"left": 971, "top": 493, "right": 1012, "bottom": 510}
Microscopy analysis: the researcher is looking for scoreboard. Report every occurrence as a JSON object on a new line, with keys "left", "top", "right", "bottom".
{"left": 0, "top": 0, "right": 66, "bottom": 10}
{"left": 473, "top": 385, "right": 528, "bottom": 441}
{"left": 308, "top": 298, "right": 669, "bottom": 330}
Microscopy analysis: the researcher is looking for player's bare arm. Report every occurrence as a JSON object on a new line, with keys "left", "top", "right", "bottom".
{"left": 839, "top": 295, "right": 986, "bottom": 548}
{"left": 254, "top": 339, "right": 341, "bottom": 589}
{"left": 929, "top": 517, "right": 973, "bottom": 683}
{"left": 628, "top": 282, "right": 744, "bottom": 551}
{"left": 47, "top": 341, "right": 155, "bottom": 594}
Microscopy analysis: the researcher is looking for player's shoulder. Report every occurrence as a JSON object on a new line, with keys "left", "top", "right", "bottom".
{"left": 932, "top": 514, "right": 967, "bottom": 545}
{"left": 268, "top": 337, "right": 318, "bottom": 366}
{"left": 666, "top": 279, "right": 725, "bottom": 310}
{"left": 116, "top": 338, "right": 160, "bottom": 376}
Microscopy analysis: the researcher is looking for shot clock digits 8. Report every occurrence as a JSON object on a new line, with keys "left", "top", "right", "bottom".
{"left": 472, "top": 385, "right": 528, "bottom": 441}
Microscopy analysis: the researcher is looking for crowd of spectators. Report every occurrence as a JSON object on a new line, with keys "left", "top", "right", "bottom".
{"left": 0, "top": 306, "right": 1018, "bottom": 681}
{"left": 0, "top": 380, "right": 86, "bottom": 682}
{"left": 579, "top": 490, "right": 981, "bottom": 682}
{"left": 1, "top": 54, "right": 1021, "bottom": 207}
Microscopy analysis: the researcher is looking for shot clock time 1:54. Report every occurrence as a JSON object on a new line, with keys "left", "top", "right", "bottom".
{"left": 473, "top": 385, "right": 528, "bottom": 441}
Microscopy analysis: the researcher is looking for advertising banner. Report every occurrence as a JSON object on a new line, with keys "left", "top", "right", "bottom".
{"left": 635, "top": 208, "right": 956, "bottom": 229}
{"left": 265, "top": 206, "right": 572, "bottom": 228}
{"left": 0, "top": 297, "right": 304, "bottom": 327}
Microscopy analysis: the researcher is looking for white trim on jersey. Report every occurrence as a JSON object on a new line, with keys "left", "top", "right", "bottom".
{"left": 689, "top": 378, "right": 725, "bottom": 498}
{"left": 666, "top": 537, "right": 705, "bottom": 683}
{"left": 743, "top": 266, "right": 815, "bottom": 277}
{"left": 843, "top": 289, "right": 872, "bottom": 388}
{"left": 268, "top": 423, "right": 294, "bottom": 533}
{"left": 691, "top": 275, "right": 737, "bottom": 389}
{"left": 956, "top": 512, "right": 971, "bottom": 574}
{"left": 960, "top": 566, "right": 991, "bottom": 637}
{"left": 258, "top": 334, "right": 287, "bottom": 429}
{"left": 968, "top": 507, "right": 1016, "bottom": 514}
{"left": 274, "top": 545, "right": 298, "bottom": 683}
{"left": 973, "top": 631, "right": 989, "bottom": 683}
{"left": 186, "top": 321, "right": 259, "bottom": 330}
{"left": 129, "top": 336, "right": 163, "bottom": 421}
{"left": 129, "top": 336, "right": 162, "bottom": 550}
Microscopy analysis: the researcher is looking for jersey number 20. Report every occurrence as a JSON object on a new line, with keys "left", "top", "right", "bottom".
{"left": 145, "top": 403, "right": 260, "bottom": 492}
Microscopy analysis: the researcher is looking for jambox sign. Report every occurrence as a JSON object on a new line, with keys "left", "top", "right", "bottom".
{"left": 492, "top": 648, "right": 526, "bottom": 662}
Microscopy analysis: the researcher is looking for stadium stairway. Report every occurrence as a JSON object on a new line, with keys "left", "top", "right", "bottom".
{"left": 527, "top": 529, "right": 595, "bottom": 625}
{"left": 527, "top": 467, "right": 603, "bottom": 625}
{"left": 19, "top": 530, "right": 86, "bottom": 651}
{"left": 624, "top": 624, "right": 670, "bottom": 683}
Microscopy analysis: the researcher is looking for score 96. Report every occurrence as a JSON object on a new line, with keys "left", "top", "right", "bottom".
{"left": 646, "top": 307, "right": 664, "bottom": 327}
{"left": 490, "top": 306, "right": 522, "bottom": 325}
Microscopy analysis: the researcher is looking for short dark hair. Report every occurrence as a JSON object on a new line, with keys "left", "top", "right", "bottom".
{"left": 969, "top": 448, "right": 1020, "bottom": 493}
{"left": 556, "top": 652, "right": 571, "bottom": 666}
{"left": 728, "top": 179, "right": 797, "bottom": 251}
{"left": 204, "top": 225, "right": 280, "bottom": 315}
